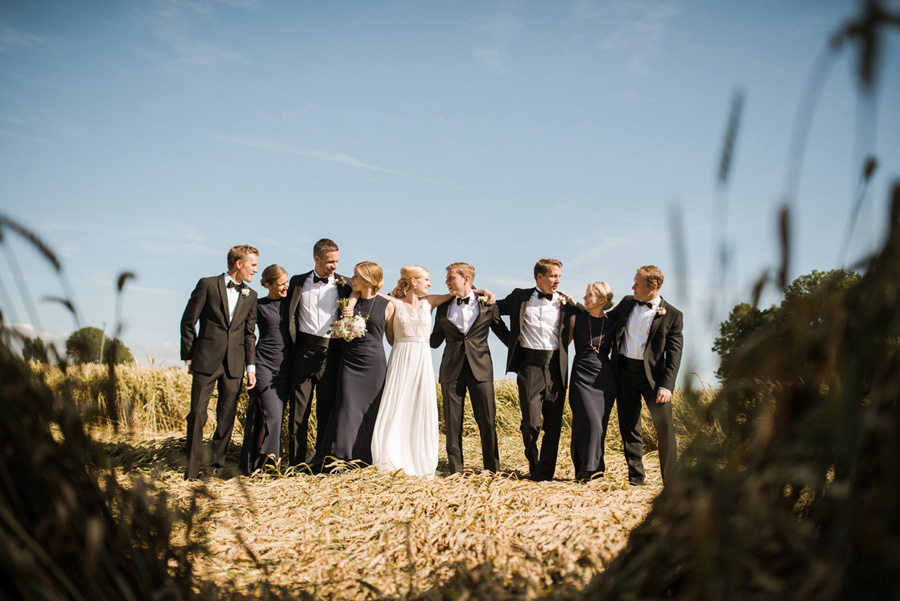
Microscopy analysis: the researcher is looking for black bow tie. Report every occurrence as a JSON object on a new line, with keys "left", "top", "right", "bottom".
{"left": 635, "top": 300, "right": 652, "bottom": 308}
{"left": 227, "top": 280, "right": 243, "bottom": 290}
{"left": 456, "top": 296, "right": 470, "bottom": 305}
{"left": 313, "top": 275, "right": 329, "bottom": 284}
{"left": 537, "top": 291, "right": 554, "bottom": 301}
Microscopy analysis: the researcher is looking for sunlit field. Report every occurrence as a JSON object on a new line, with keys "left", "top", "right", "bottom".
{"left": 41, "top": 363, "right": 694, "bottom": 598}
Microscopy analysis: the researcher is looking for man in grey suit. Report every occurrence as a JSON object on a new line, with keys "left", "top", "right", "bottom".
{"left": 430, "top": 262, "right": 510, "bottom": 473}
{"left": 180, "top": 244, "right": 259, "bottom": 479}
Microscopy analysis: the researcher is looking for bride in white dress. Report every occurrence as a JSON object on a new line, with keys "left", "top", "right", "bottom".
{"left": 371, "top": 265, "right": 440, "bottom": 476}
{"left": 345, "top": 265, "right": 496, "bottom": 477}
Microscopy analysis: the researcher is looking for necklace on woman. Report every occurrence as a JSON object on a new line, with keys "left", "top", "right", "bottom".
{"left": 357, "top": 295, "right": 377, "bottom": 320}
{"left": 588, "top": 314, "right": 606, "bottom": 354}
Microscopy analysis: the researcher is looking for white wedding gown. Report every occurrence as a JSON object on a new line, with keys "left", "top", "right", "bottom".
{"left": 371, "top": 299, "right": 438, "bottom": 476}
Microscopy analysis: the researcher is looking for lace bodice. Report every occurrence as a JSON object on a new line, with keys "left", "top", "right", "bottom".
{"left": 393, "top": 299, "right": 432, "bottom": 342}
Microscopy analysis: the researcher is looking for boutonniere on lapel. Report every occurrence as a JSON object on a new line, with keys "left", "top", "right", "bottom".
{"left": 336, "top": 276, "right": 348, "bottom": 287}
{"left": 656, "top": 306, "right": 666, "bottom": 316}
{"left": 478, "top": 296, "right": 489, "bottom": 305}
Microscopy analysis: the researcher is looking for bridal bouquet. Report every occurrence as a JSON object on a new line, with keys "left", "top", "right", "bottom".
{"left": 328, "top": 298, "right": 367, "bottom": 341}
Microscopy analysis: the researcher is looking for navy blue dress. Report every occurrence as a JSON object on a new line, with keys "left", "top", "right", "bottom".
{"left": 568, "top": 313, "right": 616, "bottom": 478}
{"left": 239, "top": 296, "right": 292, "bottom": 473}
{"left": 316, "top": 295, "right": 388, "bottom": 468}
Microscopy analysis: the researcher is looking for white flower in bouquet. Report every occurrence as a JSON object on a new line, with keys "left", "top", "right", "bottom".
{"left": 328, "top": 298, "right": 368, "bottom": 341}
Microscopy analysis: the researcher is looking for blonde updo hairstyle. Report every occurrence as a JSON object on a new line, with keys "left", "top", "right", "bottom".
{"left": 588, "top": 281, "right": 614, "bottom": 311}
{"left": 354, "top": 261, "right": 384, "bottom": 292}
{"left": 395, "top": 265, "right": 429, "bottom": 296}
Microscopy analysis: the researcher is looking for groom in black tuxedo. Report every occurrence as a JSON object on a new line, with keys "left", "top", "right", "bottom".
{"left": 607, "top": 265, "right": 683, "bottom": 485}
{"left": 180, "top": 244, "right": 259, "bottom": 479}
{"left": 430, "top": 262, "right": 510, "bottom": 473}
{"left": 496, "top": 258, "right": 581, "bottom": 481}
{"left": 286, "top": 238, "right": 352, "bottom": 465}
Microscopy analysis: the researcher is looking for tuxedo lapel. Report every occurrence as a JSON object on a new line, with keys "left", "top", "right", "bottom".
{"left": 616, "top": 297, "right": 635, "bottom": 343}
{"left": 517, "top": 290, "right": 531, "bottom": 333}
{"left": 218, "top": 277, "right": 230, "bottom": 326}
{"left": 647, "top": 298, "right": 667, "bottom": 343}
{"left": 231, "top": 289, "right": 251, "bottom": 329}
{"left": 471, "top": 302, "right": 490, "bottom": 331}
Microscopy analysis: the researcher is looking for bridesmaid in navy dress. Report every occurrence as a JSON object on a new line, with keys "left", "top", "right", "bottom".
{"left": 567, "top": 281, "right": 616, "bottom": 482}
{"left": 239, "top": 264, "right": 292, "bottom": 474}
{"left": 313, "top": 261, "right": 394, "bottom": 470}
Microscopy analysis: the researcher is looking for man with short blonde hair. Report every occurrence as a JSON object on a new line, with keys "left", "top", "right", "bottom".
{"left": 431, "top": 262, "right": 509, "bottom": 473}
{"left": 181, "top": 244, "right": 259, "bottom": 479}
{"left": 607, "top": 265, "right": 683, "bottom": 485}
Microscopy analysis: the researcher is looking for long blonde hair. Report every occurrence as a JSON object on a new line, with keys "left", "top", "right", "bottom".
{"left": 395, "top": 265, "right": 429, "bottom": 295}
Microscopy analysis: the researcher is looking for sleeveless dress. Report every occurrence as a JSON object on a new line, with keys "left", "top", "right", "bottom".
{"left": 371, "top": 299, "right": 439, "bottom": 476}
{"left": 568, "top": 313, "right": 617, "bottom": 478}
{"left": 319, "top": 295, "right": 389, "bottom": 467}
{"left": 239, "top": 296, "right": 292, "bottom": 474}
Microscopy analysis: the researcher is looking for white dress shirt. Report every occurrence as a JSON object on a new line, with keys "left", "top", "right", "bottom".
{"left": 297, "top": 272, "right": 340, "bottom": 338}
{"left": 520, "top": 289, "right": 561, "bottom": 351}
{"left": 447, "top": 291, "right": 480, "bottom": 335}
{"left": 621, "top": 296, "right": 661, "bottom": 360}
{"left": 224, "top": 274, "right": 240, "bottom": 320}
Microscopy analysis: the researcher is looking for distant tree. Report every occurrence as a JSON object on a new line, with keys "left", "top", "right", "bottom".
{"left": 65, "top": 327, "right": 134, "bottom": 365}
{"left": 22, "top": 336, "right": 49, "bottom": 363}
{"left": 713, "top": 269, "right": 862, "bottom": 381}
{"left": 712, "top": 303, "right": 778, "bottom": 381}
{"left": 783, "top": 269, "right": 862, "bottom": 305}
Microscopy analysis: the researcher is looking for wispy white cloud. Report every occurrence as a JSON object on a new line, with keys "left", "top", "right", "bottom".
{"left": 209, "top": 132, "right": 398, "bottom": 173}
{"left": 132, "top": 0, "right": 256, "bottom": 67}
{"left": 124, "top": 218, "right": 217, "bottom": 260}
{"left": 572, "top": 0, "right": 682, "bottom": 76}
{"left": 263, "top": 103, "right": 407, "bottom": 125}
{"left": 0, "top": 25, "right": 44, "bottom": 53}
{"left": 469, "top": 14, "right": 526, "bottom": 73}
{"left": 207, "top": 132, "right": 461, "bottom": 188}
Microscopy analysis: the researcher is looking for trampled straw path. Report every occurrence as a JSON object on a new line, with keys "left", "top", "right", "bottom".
{"left": 111, "top": 432, "right": 661, "bottom": 599}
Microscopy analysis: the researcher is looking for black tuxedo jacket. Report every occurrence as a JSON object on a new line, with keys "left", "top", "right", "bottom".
{"left": 430, "top": 300, "right": 510, "bottom": 383}
{"left": 180, "top": 275, "right": 258, "bottom": 379}
{"left": 607, "top": 295, "right": 684, "bottom": 391}
{"left": 286, "top": 270, "right": 353, "bottom": 344}
{"left": 496, "top": 288, "right": 582, "bottom": 385}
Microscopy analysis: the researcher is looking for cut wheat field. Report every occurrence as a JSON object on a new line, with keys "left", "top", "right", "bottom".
{"left": 53, "top": 364, "right": 678, "bottom": 599}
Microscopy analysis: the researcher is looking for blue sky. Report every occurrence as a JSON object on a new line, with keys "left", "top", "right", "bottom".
{"left": 2, "top": 0, "right": 899, "bottom": 385}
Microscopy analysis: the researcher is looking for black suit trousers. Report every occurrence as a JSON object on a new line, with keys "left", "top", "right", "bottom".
{"left": 516, "top": 349, "right": 565, "bottom": 481}
{"left": 185, "top": 362, "right": 243, "bottom": 479}
{"left": 288, "top": 335, "right": 341, "bottom": 465}
{"left": 616, "top": 358, "right": 677, "bottom": 484}
{"left": 441, "top": 359, "right": 500, "bottom": 473}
